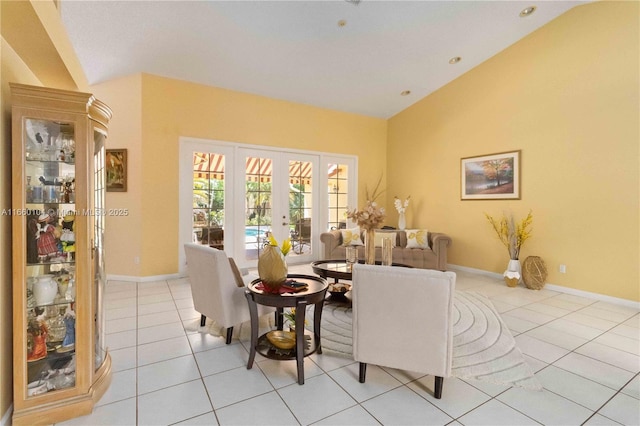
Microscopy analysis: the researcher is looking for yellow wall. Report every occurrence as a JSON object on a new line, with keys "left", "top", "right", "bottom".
{"left": 90, "top": 75, "right": 143, "bottom": 277}
{"left": 387, "top": 1, "right": 639, "bottom": 301}
{"left": 138, "top": 74, "right": 387, "bottom": 275}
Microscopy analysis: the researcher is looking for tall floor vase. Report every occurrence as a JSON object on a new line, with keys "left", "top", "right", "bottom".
{"left": 364, "top": 229, "right": 376, "bottom": 265}
{"left": 398, "top": 212, "right": 406, "bottom": 231}
{"left": 505, "top": 259, "right": 522, "bottom": 286}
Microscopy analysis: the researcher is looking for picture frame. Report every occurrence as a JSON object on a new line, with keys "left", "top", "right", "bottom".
{"left": 106, "top": 149, "right": 127, "bottom": 192}
{"left": 461, "top": 150, "right": 520, "bottom": 200}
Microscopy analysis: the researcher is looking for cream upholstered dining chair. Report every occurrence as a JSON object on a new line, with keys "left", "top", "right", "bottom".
{"left": 351, "top": 264, "right": 456, "bottom": 399}
{"left": 184, "top": 243, "right": 275, "bottom": 344}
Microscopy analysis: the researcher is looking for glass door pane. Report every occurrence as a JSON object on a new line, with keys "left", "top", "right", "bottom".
{"left": 288, "top": 160, "right": 313, "bottom": 256}
{"left": 244, "top": 156, "right": 273, "bottom": 260}
{"left": 327, "top": 163, "right": 349, "bottom": 231}
{"left": 93, "top": 130, "right": 106, "bottom": 370}
{"left": 192, "top": 152, "right": 225, "bottom": 250}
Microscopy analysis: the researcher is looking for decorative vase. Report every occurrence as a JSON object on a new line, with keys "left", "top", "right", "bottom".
{"left": 398, "top": 212, "right": 406, "bottom": 231}
{"left": 504, "top": 259, "right": 522, "bottom": 286}
{"left": 364, "top": 229, "right": 376, "bottom": 265}
{"left": 33, "top": 274, "right": 57, "bottom": 306}
{"left": 258, "top": 245, "right": 288, "bottom": 293}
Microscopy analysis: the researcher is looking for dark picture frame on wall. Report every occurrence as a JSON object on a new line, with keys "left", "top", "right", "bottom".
{"left": 106, "top": 149, "right": 127, "bottom": 192}
{"left": 461, "top": 150, "right": 520, "bottom": 200}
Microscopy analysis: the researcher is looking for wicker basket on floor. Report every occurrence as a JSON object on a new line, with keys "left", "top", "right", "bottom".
{"left": 522, "top": 256, "right": 548, "bottom": 290}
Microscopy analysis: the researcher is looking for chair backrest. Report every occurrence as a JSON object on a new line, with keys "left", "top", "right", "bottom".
{"left": 352, "top": 264, "right": 456, "bottom": 377}
{"left": 184, "top": 243, "right": 244, "bottom": 327}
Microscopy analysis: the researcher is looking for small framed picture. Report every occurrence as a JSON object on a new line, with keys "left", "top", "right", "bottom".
{"left": 106, "top": 149, "right": 127, "bottom": 192}
{"left": 461, "top": 150, "right": 520, "bottom": 200}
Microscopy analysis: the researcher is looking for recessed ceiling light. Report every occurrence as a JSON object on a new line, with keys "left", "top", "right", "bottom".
{"left": 449, "top": 56, "right": 462, "bottom": 64}
{"left": 519, "top": 6, "right": 536, "bottom": 17}
{"left": 337, "top": 19, "right": 347, "bottom": 28}
{"left": 400, "top": 90, "right": 411, "bottom": 96}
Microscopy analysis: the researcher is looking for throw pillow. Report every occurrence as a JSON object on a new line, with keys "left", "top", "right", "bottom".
{"left": 374, "top": 231, "right": 397, "bottom": 248}
{"left": 341, "top": 228, "right": 364, "bottom": 246}
{"left": 406, "top": 229, "right": 429, "bottom": 249}
{"left": 228, "top": 257, "right": 245, "bottom": 287}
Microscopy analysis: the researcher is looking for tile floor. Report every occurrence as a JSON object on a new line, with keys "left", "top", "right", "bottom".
{"left": 58, "top": 265, "right": 639, "bottom": 426}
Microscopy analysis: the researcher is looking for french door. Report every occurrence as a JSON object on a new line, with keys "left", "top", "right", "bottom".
{"left": 234, "top": 148, "right": 318, "bottom": 265}
{"left": 179, "top": 138, "right": 356, "bottom": 274}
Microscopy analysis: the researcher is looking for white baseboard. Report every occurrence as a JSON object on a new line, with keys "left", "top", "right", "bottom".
{"left": 1, "top": 404, "right": 12, "bottom": 426}
{"left": 447, "top": 264, "right": 640, "bottom": 310}
{"left": 106, "top": 273, "right": 184, "bottom": 283}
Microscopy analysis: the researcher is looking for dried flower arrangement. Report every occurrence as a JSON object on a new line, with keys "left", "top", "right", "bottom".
{"left": 346, "top": 175, "right": 386, "bottom": 231}
{"left": 394, "top": 196, "right": 410, "bottom": 214}
{"left": 485, "top": 210, "right": 533, "bottom": 260}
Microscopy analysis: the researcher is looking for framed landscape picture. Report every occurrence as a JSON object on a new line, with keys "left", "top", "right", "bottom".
{"left": 461, "top": 150, "right": 520, "bottom": 200}
{"left": 106, "top": 149, "right": 127, "bottom": 192}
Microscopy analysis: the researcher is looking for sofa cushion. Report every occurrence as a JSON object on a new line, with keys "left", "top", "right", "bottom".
{"left": 406, "top": 229, "right": 430, "bottom": 249}
{"left": 374, "top": 230, "right": 397, "bottom": 247}
{"left": 341, "top": 228, "right": 364, "bottom": 246}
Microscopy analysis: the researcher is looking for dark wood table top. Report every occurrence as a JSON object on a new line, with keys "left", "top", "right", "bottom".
{"left": 311, "top": 259, "right": 412, "bottom": 281}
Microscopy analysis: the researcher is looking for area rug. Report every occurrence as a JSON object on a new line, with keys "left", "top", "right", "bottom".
{"left": 310, "top": 291, "right": 543, "bottom": 391}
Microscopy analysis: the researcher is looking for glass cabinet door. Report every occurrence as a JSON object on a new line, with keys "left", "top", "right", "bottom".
{"left": 93, "top": 130, "right": 107, "bottom": 371}
{"left": 23, "top": 118, "right": 78, "bottom": 396}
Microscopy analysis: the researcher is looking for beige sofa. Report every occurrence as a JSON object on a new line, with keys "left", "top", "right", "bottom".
{"left": 320, "top": 229, "right": 452, "bottom": 271}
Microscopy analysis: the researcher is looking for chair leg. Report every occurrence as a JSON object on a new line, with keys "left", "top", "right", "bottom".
{"left": 200, "top": 314, "right": 206, "bottom": 327}
{"left": 359, "top": 363, "right": 367, "bottom": 383}
{"left": 225, "top": 327, "right": 234, "bottom": 344}
{"left": 434, "top": 376, "right": 444, "bottom": 399}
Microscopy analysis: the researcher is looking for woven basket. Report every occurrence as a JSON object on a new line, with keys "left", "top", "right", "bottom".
{"left": 522, "top": 256, "right": 548, "bottom": 290}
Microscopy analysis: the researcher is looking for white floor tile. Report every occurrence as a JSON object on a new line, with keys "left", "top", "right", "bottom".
{"left": 563, "top": 312, "right": 619, "bottom": 331}
{"left": 623, "top": 314, "right": 640, "bottom": 328}
{"left": 544, "top": 318, "right": 604, "bottom": 340}
{"left": 173, "top": 411, "right": 219, "bottom": 425}
{"left": 524, "top": 325, "right": 589, "bottom": 351}
{"left": 553, "top": 352, "right": 636, "bottom": 390}
{"left": 137, "top": 300, "right": 177, "bottom": 315}
{"left": 327, "top": 363, "right": 403, "bottom": 403}
{"left": 105, "top": 289, "right": 137, "bottom": 301}
{"left": 178, "top": 306, "right": 201, "bottom": 321}
{"left": 105, "top": 329, "right": 137, "bottom": 351}
{"left": 308, "top": 351, "right": 356, "bottom": 373}
{"left": 278, "top": 374, "right": 358, "bottom": 425}
{"left": 594, "top": 332, "right": 640, "bottom": 355}
{"left": 521, "top": 301, "right": 572, "bottom": 318}
{"left": 407, "top": 376, "right": 491, "bottom": 418}
{"left": 497, "top": 387, "right": 593, "bottom": 425}
{"left": 175, "top": 297, "right": 195, "bottom": 309}
{"left": 137, "top": 292, "right": 174, "bottom": 305}
{"left": 580, "top": 306, "right": 637, "bottom": 323}
{"left": 203, "top": 365, "right": 274, "bottom": 409}
{"left": 137, "top": 335, "right": 193, "bottom": 366}
{"left": 56, "top": 397, "right": 137, "bottom": 425}
{"left": 95, "top": 369, "right": 136, "bottom": 407}
{"left": 137, "top": 380, "right": 212, "bottom": 426}
{"left": 137, "top": 283, "right": 170, "bottom": 296}
{"left": 381, "top": 366, "right": 428, "bottom": 384}
{"left": 609, "top": 323, "right": 640, "bottom": 340}
{"left": 314, "top": 404, "right": 381, "bottom": 425}
{"left": 621, "top": 375, "right": 640, "bottom": 399}
{"left": 187, "top": 331, "right": 228, "bottom": 353}
{"left": 257, "top": 356, "right": 324, "bottom": 389}
{"left": 137, "top": 354, "right": 201, "bottom": 395}
{"left": 462, "top": 378, "right": 510, "bottom": 397}
{"left": 195, "top": 343, "right": 249, "bottom": 377}
{"left": 171, "top": 288, "right": 193, "bottom": 300}
{"left": 554, "top": 293, "right": 597, "bottom": 306}
{"left": 500, "top": 315, "right": 539, "bottom": 334}
{"left": 214, "top": 391, "right": 299, "bottom": 425}
{"left": 575, "top": 341, "right": 640, "bottom": 373}
{"left": 598, "top": 392, "right": 640, "bottom": 425}
{"left": 522, "top": 354, "right": 549, "bottom": 373}
{"left": 501, "top": 307, "right": 557, "bottom": 325}
{"left": 536, "top": 365, "right": 617, "bottom": 410}
{"left": 106, "top": 317, "right": 137, "bottom": 334}
{"left": 582, "top": 413, "right": 623, "bottom": 425}
{"left": 105, "top": 305, "right": 137, "bottom": 321}
{"left": 514, "top": 334, "right": 570, "bottom": 363}
{"left": 540, "top": 296, "right": 589, "bottom": 312}
{"left": 105, "top": 297, "right": 137, "bottom": 309}
{"left": 457, "top": 398, "right": 539, "bottom": 425}
{"left": 109, "top": 346, "right": 137, "bottom": 372}
{"left": 137, "top": 321, "right": 186, "bottom": 345}
{"left": 361, "top": 386, "right": 453, "bottom": 425}
{"left": 137, "top": 309, "right": 182, "bottom": 329}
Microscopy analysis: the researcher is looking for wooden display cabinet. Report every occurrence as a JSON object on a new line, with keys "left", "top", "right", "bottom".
{"left": 10, "top": 83, "right": 112, "bottom": 425}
